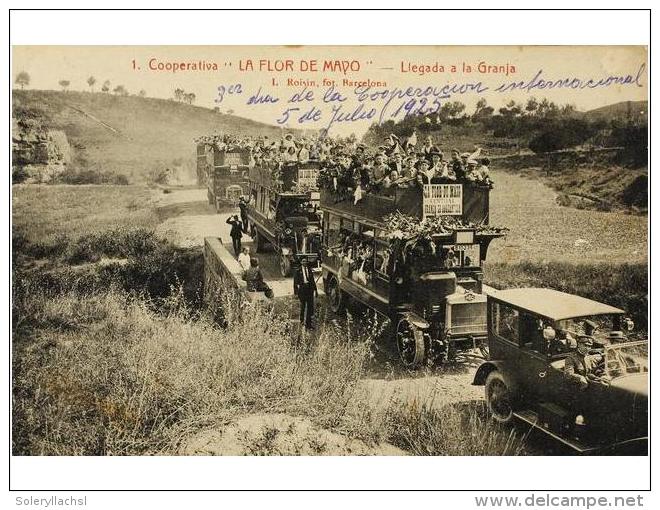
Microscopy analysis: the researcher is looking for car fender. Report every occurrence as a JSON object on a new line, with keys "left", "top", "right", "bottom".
{"left": 472, "top": 360, "right": 507, "bottom": 386}
{"left": 399, "top": 311, "right": 430, "bottom": 330}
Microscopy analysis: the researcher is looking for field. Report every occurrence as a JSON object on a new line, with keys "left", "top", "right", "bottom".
{"left": 11, "top": 164, "right": 648, "bottom": 455}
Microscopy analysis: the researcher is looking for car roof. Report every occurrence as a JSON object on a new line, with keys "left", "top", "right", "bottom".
{"left": 490, "top": 288, "right": 624, "bottom": 320}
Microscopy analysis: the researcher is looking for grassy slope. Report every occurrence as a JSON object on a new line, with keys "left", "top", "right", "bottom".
{"left": 13, "top": 89, "right": 290, "bottom": 181}
{"left": 493, "top": 149, "right": 647, "bottom": 213}
{"left": 12, "top": 184, "right": 159, "bottom": 243}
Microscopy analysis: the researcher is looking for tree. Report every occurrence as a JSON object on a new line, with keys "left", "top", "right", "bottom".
{"left": 525, "top": 97, "right": 539, "bottom": 115}
{"left": 87, "top": 76, "right": 97, "bottom": 92}
{"left": 138, "top": 89, "right": 147, "bottom": 97}
{"left": 59, "top": 80, "right": 70, "bottom": 92}
{"left": 440, "top": 101, "right": 466, "bottom": 120}
{"left": 184, "top": 92, "right": 196, "bottom": 104}
{"left": 473, "top": 98, "right": 494, "bottom": 121}
{"left": 101, "top": 80, "right": 111, "bottom": 93}
{"left": 15, "top": 71, "right": 30, "bottom": 90}
{"left": 499, "top": 100, "right": 523, "bottom": 117}
{"left": 174, "top": 88, "right": 184, "bottom": 101}
{"left": 113, "top": 85, "right": 128, "bottom": 96}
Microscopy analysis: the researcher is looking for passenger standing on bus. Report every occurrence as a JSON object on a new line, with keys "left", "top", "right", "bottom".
{"left": 238, "top": 196, "right": 249, "bottom": 233}
{"left": 294, "top": 257, "right": 317, "bottom": 330}
{"left": 226, "top": 215, "right": 243, "bottom": 256}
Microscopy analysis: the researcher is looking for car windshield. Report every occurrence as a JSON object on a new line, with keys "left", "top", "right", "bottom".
{"left": 604, "top": 341, "right": 648, "bottom": 379}
{"left": 555, "top": 314, "right": 630, "bottom": 344}
{"left": 407, "top": 239, "right": 482, "bottom": 272}
{"left": 278, "top": 198, "right": 319, "bottom": 222}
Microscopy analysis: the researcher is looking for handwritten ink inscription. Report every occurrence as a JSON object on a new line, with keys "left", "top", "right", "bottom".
{"left": 213, "top": 63, "right": 646, "bottom": 136}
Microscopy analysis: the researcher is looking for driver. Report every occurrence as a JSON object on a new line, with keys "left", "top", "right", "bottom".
{"left": 564, "top": 336, "right": 606, "bottom": 389}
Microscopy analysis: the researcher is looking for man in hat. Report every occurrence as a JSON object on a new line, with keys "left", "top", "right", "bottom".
{"left": 226, "top": 214, "right": 243, "bottom": 256}
{"left": 465, "top": 159, "right": 481, "bottom": 182}
{"left": 450, "top": 149, "right": 466, "bottom": 180}
{"left": 398, "top": 156, "right": 419, "bottom": 187}
{"left": 389, "top": 152, "right": 404, "bottom": 174}
{"left": 564, "top": 335, "right": 606, "bottom": 389}
{"left": 293, "top": 257, "right": 317, "bottom": 330}
{"left": 238, "top": 196, "right": 249, "bottom": 233}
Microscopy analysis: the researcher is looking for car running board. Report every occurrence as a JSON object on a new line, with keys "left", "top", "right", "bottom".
{"left": 514, "top": 410, "right": 599, "bottom": 454}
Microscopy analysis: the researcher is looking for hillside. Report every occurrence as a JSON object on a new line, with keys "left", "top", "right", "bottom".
{"left": 584, "top": 100, "right": 647, "bottom": 123}
{"left": 12, "top": 89, "right": 295, "bottom": 183}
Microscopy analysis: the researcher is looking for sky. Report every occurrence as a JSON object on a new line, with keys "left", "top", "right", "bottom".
{"left": 12, "top": 45, "right": 648, "bottom": 137}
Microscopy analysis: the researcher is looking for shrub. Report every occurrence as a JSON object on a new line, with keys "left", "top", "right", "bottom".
{"left": 12, "top": 287, "right": 368, "bottom": 455}
{"left": 58, "top": 169, "right": 129, "bottom": 185}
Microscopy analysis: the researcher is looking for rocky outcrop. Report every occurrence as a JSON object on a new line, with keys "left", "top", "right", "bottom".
{"left": 12, "top": 118, "right": 71, "bottom": 183}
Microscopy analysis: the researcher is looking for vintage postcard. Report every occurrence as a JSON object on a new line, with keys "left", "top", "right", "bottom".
{"left": 12, "top": 43, "right": 648, "bottom": 463}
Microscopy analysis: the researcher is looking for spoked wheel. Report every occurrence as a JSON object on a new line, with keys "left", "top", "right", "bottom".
{"left": 485, "top": 371, "right": 514, "bottom": 424}
{"left": 280, "top": 254, "right": 292, "bottom": 277}
{"left": 396, "top": 318, "right": 427, "bottom": 368}
{"left": 328, "top": 277, "right": 345, "bottom": 314}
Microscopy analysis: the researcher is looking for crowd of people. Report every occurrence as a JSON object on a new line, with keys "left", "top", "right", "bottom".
{"left": 196, "top": 131, "right": 494, "bottom": 200}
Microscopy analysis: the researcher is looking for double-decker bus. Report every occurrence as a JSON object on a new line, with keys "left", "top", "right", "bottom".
{"left": 320, "top": 181, "right": 505, "bottom": 366}
{"left": 196, "top": 142, "right": 250, "bottom": 211}
{"left": 246, "top": 162, "right": 322, "bottom": 276}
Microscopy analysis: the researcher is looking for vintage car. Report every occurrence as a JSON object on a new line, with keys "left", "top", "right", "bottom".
{"left": 473, "top": 288, "right": 647, "bottom": 454}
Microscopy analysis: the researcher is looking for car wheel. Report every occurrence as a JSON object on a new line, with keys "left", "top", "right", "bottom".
{"left": 485, "top": 371, "right": 515, "bottom": 424}
{"left": 280, "top": 254, "right": 292, "bottom": 277}
{"left": 328, "top": 277, "right": 345, "bottom": 314}
{"left": 396, "top": 318, "right": 427, "bottom": 368}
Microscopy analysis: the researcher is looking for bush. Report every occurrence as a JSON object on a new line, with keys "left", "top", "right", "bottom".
{"left": 58, "top": 169, "right": 129, "bottom": 185}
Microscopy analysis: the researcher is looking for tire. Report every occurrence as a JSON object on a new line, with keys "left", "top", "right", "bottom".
{"left": 327, "top": 277, "right": 345, "bottom": 314}
{"left": 485, "top": 371, "right": 515, "bottom": 424}
{"left": 280, "top": 254, "right": 292, "bottom": 277}
{"left": 396, "top": 318, "right": 427, "bottom": 368}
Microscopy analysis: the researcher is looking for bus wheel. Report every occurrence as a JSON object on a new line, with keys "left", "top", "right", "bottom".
{"left": 485, "top": 371, "right": 514, "bottom": 424}
{"left": 328, "top": 277, "right": 345, "bottom": 314}
{"left": 280, "top": 254, "right": 292, "bottom": 277}
{"left": 396, "top": 319, "right": 426, "bottom": 368}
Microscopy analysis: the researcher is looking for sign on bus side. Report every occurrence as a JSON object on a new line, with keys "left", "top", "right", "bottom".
{"left": 423, "top": 184, "right": 463, "bottom": 218}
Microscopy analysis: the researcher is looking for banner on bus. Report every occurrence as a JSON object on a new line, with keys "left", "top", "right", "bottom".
{"left": 297, "top": 167, "right": 320, "bottom": 188}
{"left": 423, "top": 184, "right": 463, "bottom": 218}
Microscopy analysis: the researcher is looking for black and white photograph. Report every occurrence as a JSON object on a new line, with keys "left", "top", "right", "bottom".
{"left": 7, "top": 7, "right": 653, "bottom": 500}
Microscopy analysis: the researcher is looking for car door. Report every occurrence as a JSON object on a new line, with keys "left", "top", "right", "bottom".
{"left": 516, "top": 313, "right": 549, "bottom": 402}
